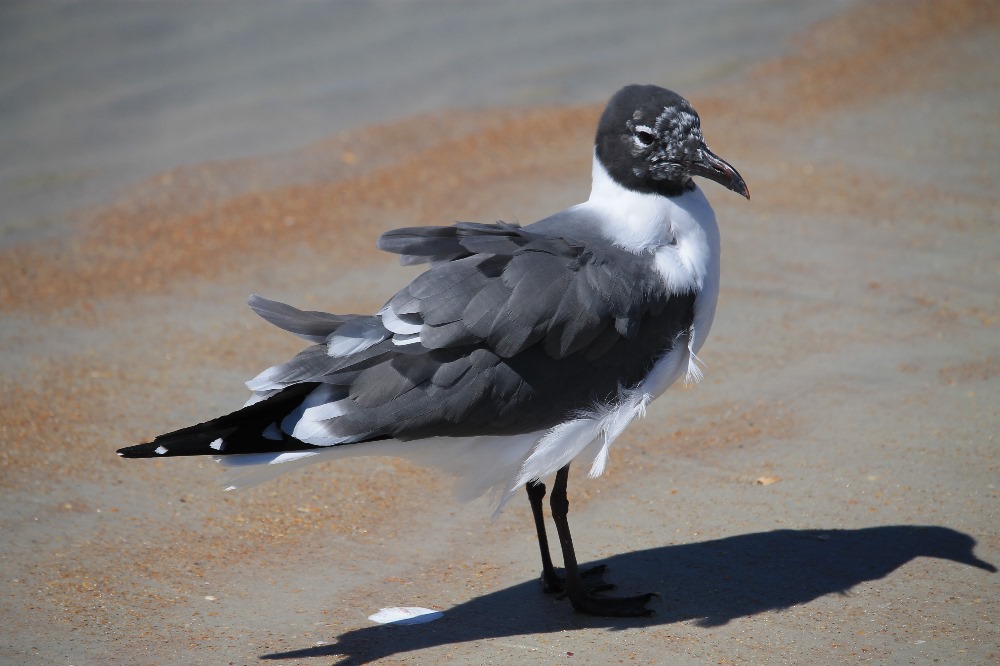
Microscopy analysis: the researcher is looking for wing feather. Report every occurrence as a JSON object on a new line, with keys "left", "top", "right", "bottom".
{"left": 248, "top": 293, "right": 357, "bottom": 342}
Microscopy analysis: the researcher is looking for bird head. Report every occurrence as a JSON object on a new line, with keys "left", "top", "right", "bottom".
{"left": 595, "top": 84, "right": 749, "bottom": 200}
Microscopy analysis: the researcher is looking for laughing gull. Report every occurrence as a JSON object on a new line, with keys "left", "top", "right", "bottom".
{"left": 119, "top": 84, "right": 749, "bottom": 616}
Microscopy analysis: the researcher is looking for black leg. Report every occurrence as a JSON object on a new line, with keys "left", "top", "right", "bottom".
{"left": 526, "top": 480, "right": 563, "bottom": 593}
{"left": 527, "top": 480, "right": 612, "bottom": 595}
{"left": 548, "top": 464, "right": 655, "bottom": 617}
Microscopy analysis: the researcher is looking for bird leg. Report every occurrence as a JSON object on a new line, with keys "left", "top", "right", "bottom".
{"left": 526, "top": 479, "right": 612, "bottom": 595}
{"left": 547, "top": 464, "right": 656, "bottom": 616}
{"left": 526, "top": 479, "right": 564, "bottom": 593}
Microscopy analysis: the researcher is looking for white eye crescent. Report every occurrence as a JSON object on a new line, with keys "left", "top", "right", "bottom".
{"left": 634, "top": 128, "right": 656, "bottom": 146}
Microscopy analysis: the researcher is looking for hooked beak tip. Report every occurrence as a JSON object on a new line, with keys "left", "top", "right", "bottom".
{"left": 696, "top": 145, "right": 749, "bottom": 200}
{"left": 735, "top": 179, "right": 751, "bottom": 201}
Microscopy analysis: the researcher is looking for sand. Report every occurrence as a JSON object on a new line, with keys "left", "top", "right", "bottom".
{"left": 1, "top": 0, "right": 998, "bottom": 664}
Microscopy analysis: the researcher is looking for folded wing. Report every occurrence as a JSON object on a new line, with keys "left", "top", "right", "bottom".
{"left": 122, "top": 222, "right": 695, "bottom": 460}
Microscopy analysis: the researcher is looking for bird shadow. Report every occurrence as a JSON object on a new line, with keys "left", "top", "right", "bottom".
{"left": 261, "top": 525, "right": 994, "bottom": 665}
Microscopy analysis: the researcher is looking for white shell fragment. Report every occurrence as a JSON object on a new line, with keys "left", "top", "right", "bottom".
{"left": 367, "top": 606, "right": 443, "bottom": 625}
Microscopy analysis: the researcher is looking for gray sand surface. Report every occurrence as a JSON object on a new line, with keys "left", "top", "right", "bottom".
{"left": 1, "top": 1, "right": 998, "bottom": 664}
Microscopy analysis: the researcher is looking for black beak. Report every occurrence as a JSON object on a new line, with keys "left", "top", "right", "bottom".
{"left": 689, "top": 145, "right": 750, "bottom": 200}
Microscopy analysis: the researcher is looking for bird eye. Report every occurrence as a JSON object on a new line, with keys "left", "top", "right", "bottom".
{"left": 634, "top": 129, "right": 656, "bottom": 146}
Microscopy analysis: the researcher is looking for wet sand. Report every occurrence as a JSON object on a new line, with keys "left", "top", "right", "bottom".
{"left": 2, "top": 0, "right": 998, "bottom": 664}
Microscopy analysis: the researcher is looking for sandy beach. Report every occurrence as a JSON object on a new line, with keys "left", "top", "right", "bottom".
{"left": 2, "top": 1, "right": 998, "bottom": 664}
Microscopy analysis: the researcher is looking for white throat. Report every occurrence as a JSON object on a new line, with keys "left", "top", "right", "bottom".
{"left": 585, "top": 154, "right": 677, "bottom": 251}
{"left": 584, "top": 153, "right": 719, "bottom": 256}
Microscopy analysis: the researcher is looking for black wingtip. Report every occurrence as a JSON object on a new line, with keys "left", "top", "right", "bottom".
{"left": 116, "top": 442, "right": 162, "bottom": 459}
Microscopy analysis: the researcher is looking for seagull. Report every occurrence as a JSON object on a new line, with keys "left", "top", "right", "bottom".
{"left": 118, "top": 84, "right": 749, "bottom": 616}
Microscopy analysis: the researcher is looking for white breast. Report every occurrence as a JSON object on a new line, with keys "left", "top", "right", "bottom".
{"left": 653, "top": 186, "right": 721, "bottom": 359}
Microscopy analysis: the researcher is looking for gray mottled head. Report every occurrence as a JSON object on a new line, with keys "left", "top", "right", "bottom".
{"left": 595, "top": 84, "right": 749, "bottom": 199}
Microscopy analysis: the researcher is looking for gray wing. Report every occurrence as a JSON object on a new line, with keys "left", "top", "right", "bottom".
{"left": 247, "top": 222, "right": 694, "bottom": 443}
{"left": 378, "top": 222, "right": 673, "bottom": 358}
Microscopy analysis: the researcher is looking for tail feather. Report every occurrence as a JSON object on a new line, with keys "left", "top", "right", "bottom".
{"left": 117, "top": 382, "right": 323, "bottom": 459}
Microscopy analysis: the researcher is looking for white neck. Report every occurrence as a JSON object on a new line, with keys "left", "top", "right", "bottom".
{"left": 584, "top": 154, "right": 678, "bottom": 252}
{"left": 585, "top": 154, "right": 719, "bottom": 260}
